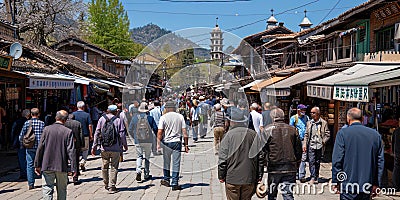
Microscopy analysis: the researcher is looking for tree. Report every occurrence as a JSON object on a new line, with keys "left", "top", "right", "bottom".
{"left": 0, "top": 0, "right": 85, "bottom": 45}
{"left": 87, "top": 0, "right": 143, "bottom": 58}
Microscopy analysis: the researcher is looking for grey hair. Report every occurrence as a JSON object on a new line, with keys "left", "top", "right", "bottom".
{"left": 347, "top": 108, "right": 362, "bottom": 121}
{"left": 56, "top": 110, "right": 69, "bottom": 121}
{"left": 77, "top": 101, "right": 85, "bottom": 108}
{"left": 270, "top": 108, "right": 285, "bottom": 122}
{"left": 312, "top": 107, "right": 320, "bottom": 114}
{"left": 31, "top": 108, "right": 40, "bottom": 116}
{"left": 22, "top": 109, "right": 31, "bottom": 118}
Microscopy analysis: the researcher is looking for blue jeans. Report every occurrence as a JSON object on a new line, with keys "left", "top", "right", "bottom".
{"left": 340, "top": 193, "right": 371, "bottom": 200}
{"left": 18, "top": 148, "right": 27, "bottom": 179}
{"left": 136, "top": 143, "right": 152, "bottom": 176}
{"left": 308, "top": 147, "right": 322, "bottom": 180}
{"left": 26, "top": 148, "right": 37, "bottom": 186}
{"left": 162, "top": 141, "right": 182, "bottom": 186}
{"left": 268, "top": 173, "right": 296, "bottom": 200}
{"left": 298, "top": 151, "right": 307, "bottom": 179}
{"left": 192, "top": 121, "right": 199, "bottom": 140}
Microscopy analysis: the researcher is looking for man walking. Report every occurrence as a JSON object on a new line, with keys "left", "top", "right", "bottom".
{"left": 258, "top": 108, "right": 302, "bottom": 200}
{"left": 261, "top": 102, "right": 272, "bottom": 127}
{"left": 73, "top": 101, "right": 93, "bottom": 172}
{"left": 92, "top": 105, "right": 128, "bottom": 193}
{"left": 149, "top": 100, "right": 162, "bottom": 154}
{"left": 157, "top": 101, "right": 189, "bottom": 190}
{"left": 289, "top": 104, "right": 309, "bottom": 182}
{"left": 197, "top": 96, "right": 210, "bottom": 138}
{"left": 64, "top": 114, "right": 84, "bottom": 185}
{"left": 12, "top": 109, "right": 30, "bottom": 181}
{"left": 218, "top": 107, "right": 263, "bottom": 200}
{"left": 249, "top": 103, "right": 263, "bottom": 135}
{"left": 19, "top": 108, "right": 45, "bottom": 190}
{"left": 133, "top": 102, "right": 158, "bottom": 182}
{"left": 303, "top": 106, "right": 330, "bottom": 184}
{"left": 332, "top": 108, "right": 384, "bottom": 199}
{"left": 210, "top": 103, "right": 225, "bottom": 155}
{"left": 34, "top": 110, "right": 76, "bottom": 200}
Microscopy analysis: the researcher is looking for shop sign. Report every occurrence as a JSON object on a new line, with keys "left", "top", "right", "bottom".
{"left": 307, "top": 85, "right": 332, "bottom": 100}
{"left": 29, "top": 78, "right": 74, "bottom": 89}
{"left": 263, "top": 88, "right": 290, "bottom": 96}
{"left": 333, "top": 86, "right": 369, "bottom": 102}
{"left": 0, "top": 55, "right": 12, "bottom": 71}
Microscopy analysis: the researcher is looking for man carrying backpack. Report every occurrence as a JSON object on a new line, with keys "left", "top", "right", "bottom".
{"left": 91, "top": 105, "right": 128, "bottom": 193}
{"left": 19, "top": 108, "right": 45, "bottom": 190}
{"left": 289, "top": 104, "right": 309, "bottom": 183}
{"left": 134, "top": 102, "right": 158, "bottom": 182}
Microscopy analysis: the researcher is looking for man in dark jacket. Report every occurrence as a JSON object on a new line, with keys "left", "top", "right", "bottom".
{"left": 258, "top": 108, "right": 302, "bottom": 200}
{"left": 332, "top": 108, "right": 384, "bottom": 199}
{"left": 64, "top": 114, "right": 84, "bottom": 184}
{"left": 34, "top": 110, "right": 76, "bottom": 200}
{"left": 12, "top": 109, "right": 30, "bottom": 180}
{"left": 218, "top": 107, "right": 263, "bottom": 200}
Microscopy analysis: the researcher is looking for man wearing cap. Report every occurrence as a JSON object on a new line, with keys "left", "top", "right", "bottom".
{"left": 210, "top": 103, "right": 225, "bottom": 155}
{"left": 132, "top": 102, "right": 158, "bottom": 182}
{"left": 218, "top": 107, "right": 263, "bottom": 200}
{"left": 157, "top": 101, "right": 189, "bottom": 191}
{"left": 289, "top": 104, "right": 309, "bottom": 182}
{"left": 91, "top": 105, "right": 128, "bottom": 193}
{"left": 258, "top": 108, "right": 302, "bottom": 200}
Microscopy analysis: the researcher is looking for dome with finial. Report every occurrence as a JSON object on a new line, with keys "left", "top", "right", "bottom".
{"left": 299, "top": 10, "right": 312, "bottom": 27}
{"left": 267, "top": 9, "right": 278, "bottom": 24}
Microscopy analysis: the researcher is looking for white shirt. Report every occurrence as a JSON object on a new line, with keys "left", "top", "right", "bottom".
{"left": 250, "top": 110, "right": 263, "bottom": 135}
{"left": 149, "top": 106, "right": 162, "bottom": 125}
{"left": 158, "top": 112, "right": 186, "bottom": 143}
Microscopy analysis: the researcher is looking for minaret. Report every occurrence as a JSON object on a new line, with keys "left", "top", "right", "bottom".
{"left": 266, "top": 9, "right": 278, "bottom": 29}
{"left": 210, "top": 17, "right": 224, "bottom": 60}
{"left": 299, "top": 10, "right": 313, "bottom": 31}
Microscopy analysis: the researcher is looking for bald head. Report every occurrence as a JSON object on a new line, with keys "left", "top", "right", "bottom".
{"left": 347, "top": 108, "right": 362, "bottom": 124}
{"left": 56, "top": 110, "right": 69, "bottom": 123}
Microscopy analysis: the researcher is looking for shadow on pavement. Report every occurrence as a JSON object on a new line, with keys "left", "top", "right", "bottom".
{"left": 0, "top": 188, "right": 20, "bottom": 194}
{"left": 118, "top": 184, "right": 155, "bottom": 191}
{"left": 119, "top": 167, "right": 136, "bottom": 172}
{"left": 181, "top": 182, "right": 210, "bottom": 189}
{"left": 84, "top": 166, "right": 101, "bottom": 172}
{"left": 80, "top": 176, "right": 102, "bottom": 183}
{"left": 122, "top": 158, "right": 136, "bottom": 162}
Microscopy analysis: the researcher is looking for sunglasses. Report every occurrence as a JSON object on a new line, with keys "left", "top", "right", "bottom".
{"left": 310, "top": 112, "right": 317, "bottom": 114}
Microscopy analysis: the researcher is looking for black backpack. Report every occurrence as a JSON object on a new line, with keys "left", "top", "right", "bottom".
{"left": 100, "top": 114, "right": 119, "bottom": 147}
{"left": 248, "top": 113, "right": 255, "bottom": 131}
{"left": 136, "top": 114, "right": 151, "bottom": 141}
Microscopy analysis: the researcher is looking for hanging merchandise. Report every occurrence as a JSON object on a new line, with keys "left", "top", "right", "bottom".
{"left": 76, "top": 85, "right": 82, "bottom": 101}
{"left": 70, "top": 88, "right": 76, "bottom": 105}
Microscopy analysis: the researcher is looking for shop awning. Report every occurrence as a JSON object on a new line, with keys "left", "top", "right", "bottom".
{"left": 14, "top": 71, "right": 75, "bottom": 89}
{"left": 58, "top": 73, "right": 110, "bottom": 89}
{"left": 307, "top": 63, "right": 400, "bottom": 102}
{"left": 307, "top": 63, "right": 400, "bottom": 86}
{"left": 250, "top": 76, "right": 287, "bottom": 91}
{"left": 92, "top": 78, "right": 125, "bottom": 88}
{"left": 238, "top": 80, "right": 263, "bottom": 92}
{"left": 268, "top": 69, "right": 337, "bottom": 89}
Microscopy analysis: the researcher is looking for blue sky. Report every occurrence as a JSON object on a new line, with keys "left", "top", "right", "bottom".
{"left": 86, "top": 0, "right": 369, "bottom": 48}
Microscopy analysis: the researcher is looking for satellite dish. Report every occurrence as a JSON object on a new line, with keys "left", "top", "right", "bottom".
{"left": 9, "top": 42, "right": 23, "bottom": 60}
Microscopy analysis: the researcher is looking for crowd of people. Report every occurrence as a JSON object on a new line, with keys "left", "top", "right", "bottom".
{"left": 7, "top": 93, "right": 400, "bottom": 200}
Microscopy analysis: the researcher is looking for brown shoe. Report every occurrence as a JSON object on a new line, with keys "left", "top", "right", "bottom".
{"left": 160, "top": 179, "right": 170, "bottom": 187}
{"left": 28, "top": 185, "right": 34, "bottom": 190}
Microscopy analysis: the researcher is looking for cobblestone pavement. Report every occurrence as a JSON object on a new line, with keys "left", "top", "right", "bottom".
{"left": 0, "top": 128, "right": 399, "bottom": 200}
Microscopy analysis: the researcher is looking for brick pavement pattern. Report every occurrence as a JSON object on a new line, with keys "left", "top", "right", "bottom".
{"left": 0, "top": 129, "right": 399, "bottom": 200}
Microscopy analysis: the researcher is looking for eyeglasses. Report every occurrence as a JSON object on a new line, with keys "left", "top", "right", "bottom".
{"left": 310, "top": 112, "right": 316, "bottom": 114}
